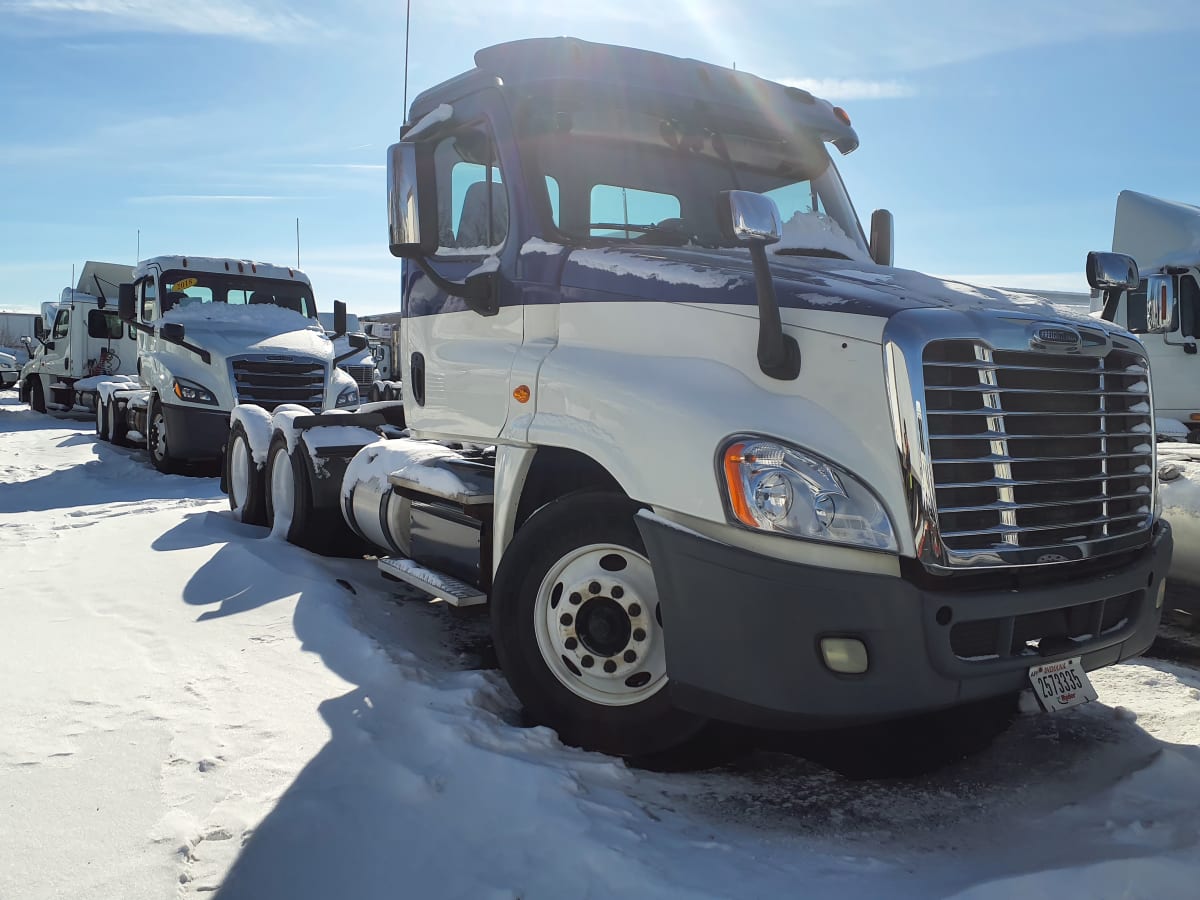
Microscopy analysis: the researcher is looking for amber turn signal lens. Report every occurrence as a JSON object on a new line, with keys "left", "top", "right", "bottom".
{"left": 723, "top": 442, "right": 757, "bottom": 526}
{"left": 513, "top": 385, "right": 531, "bottom": 403}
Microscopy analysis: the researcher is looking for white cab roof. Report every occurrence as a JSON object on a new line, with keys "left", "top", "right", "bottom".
{"left": 134, "top": 256, "right": 311, "bottom": 285}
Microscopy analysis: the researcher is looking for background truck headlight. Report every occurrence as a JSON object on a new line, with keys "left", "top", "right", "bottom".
{"left": 336, "top": 385, "right": 359, "bottom": 407}
{"left": 172, "top": 378, "right": 218, "bottom": 405}
{"left": 721, "top": 437, "right": 897, "bottom": 551}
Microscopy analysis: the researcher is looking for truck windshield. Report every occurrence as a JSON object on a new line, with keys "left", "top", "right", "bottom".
{"left": 160, "top": 271, "right": 316, "bottom": 318}
{"left": 513, "top": 91, "right": 869, "bottom": 260}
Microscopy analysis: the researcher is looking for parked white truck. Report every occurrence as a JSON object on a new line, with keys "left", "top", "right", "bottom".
{"left": 94, "top": 255, "right": 365, "bottom": 474}
{"left": 1086, "top": 190, "right": 1200, "bottom": 601}
{"left": 229, "top": 39, "right": 1174, "bottom": 757}
{"left": 18, "top": 261, "right": 138, "bottom": 412}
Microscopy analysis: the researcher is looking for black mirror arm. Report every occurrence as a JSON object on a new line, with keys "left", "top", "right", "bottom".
{"left": 1100, "top": 288, "right": 1122, "bottom": 322}
{"left": 129, "top": 319, "right": 211, "bottom": 364}
{"left": 749, "top": 244, "right": 801, "bottom": 380}
{"left": 412, "top": 256, "right": 499, "bottom": 317}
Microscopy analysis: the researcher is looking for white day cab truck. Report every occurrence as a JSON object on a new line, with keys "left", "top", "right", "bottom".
{"left": 227, "top": 39, "right": 1173, "bottom": 758}
{"left": 89, "top": 255, "right": 367, "bottom": 475}
{"left": 19, "top": 261, "right": 138, "bottom": 413}
{"left": 1088, "top": 189, "right": 1200, "bottom": 612}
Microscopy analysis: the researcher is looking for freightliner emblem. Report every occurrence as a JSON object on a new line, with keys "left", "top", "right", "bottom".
{"left": 1029, "top": 322, "right": 1083, "bottom": 353}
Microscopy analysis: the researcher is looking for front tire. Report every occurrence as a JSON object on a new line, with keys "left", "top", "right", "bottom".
{"left": 146, "top": 395, "right": 181, "bottom": 474}
{"left": 29, "top": 376, "right": 45, "bottom": 413}
{"left": 225, "top": 421, "right": 267, "bottom": 525}
{"left": 490, "top": 492, "right": 705, "bottom": 757}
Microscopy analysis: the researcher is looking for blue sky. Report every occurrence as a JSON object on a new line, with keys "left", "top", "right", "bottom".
{"left": 1, "top": 0, "right": 1197, "bottom": 315}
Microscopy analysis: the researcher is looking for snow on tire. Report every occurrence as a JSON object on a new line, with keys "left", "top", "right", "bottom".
{"left": 225, "top": 421, "right": 267, "bottom": 526}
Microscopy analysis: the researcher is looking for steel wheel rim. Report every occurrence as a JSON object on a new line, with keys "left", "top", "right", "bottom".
{"left": 230, "top": 435, "right": 252, "bottom": 511}
{"left": 152, "top": 411, "right": 168, "bottom": 460}
{"left": 269, "top": 444, "right": 294, "bottom": 534}
{"left": 96, "top": 399, "right": 105, "bottom": 437}
{"left": 533, "top": 542, "right": 667, "bottom": 707}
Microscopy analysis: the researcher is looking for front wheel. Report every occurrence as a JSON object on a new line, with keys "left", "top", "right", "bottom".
{"left": 29, "top": 376, "right": 46, "bottom": 413}
{"left": 490, "top": 492, "right": 705, "bottom": 757}
{"left": 225, "top": 421, "right": 267, "bottom": 525}
{"left": 146, "top": 395, "right": 181, "bottom": 474}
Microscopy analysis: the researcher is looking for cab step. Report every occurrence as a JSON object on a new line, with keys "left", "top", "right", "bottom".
{"left": 377, "top": 556, "right": 487, "bottom": 607}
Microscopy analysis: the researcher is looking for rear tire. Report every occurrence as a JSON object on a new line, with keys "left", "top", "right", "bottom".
{"left": 369, "top": 383, "right": 382, "bottom": 403}
{"left": 29, "top": 376, "right": 45, "bottom": 413}
{"left": 490, "top": 491, "right": 706, "bottom": 757}
{"left": 225, "top": 421, "right": 267, "bottom": 525}
{"left": 95, "top": 397, "right": 110, "bottom": 442}
{"left": 264, "top": 432, "right": 359, "bottom": 555}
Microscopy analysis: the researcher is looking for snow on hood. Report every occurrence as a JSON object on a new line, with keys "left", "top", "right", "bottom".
{"left": 561, "top": 245, "right": 1102, "bottom": 326}
{"left": 162, "top": 303, "right": 331, "bottom": 359}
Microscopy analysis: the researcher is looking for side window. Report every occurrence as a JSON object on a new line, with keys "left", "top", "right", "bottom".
{"left": 545, "top": 176, "right": 561, "bottom": 229}
{"left": 433, "top": 125, "right": 508, "bottom": 255}
{"left": 589, "top": 185, "right": 680, "bottom": 238}
{"left": 52, "top": 308, "right": 70, "bottom": 339}
{"left": 141, "top": 279, "right": 157, "bottom": 321}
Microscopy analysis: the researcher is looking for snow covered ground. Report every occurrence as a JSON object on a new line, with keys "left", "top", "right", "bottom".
{"left": 3, "top": 387, "right": 1200, "bottom": 899}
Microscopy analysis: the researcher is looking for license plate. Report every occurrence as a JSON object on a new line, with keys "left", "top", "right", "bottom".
{"left": 1027, "top": 657, "right": 1097, "bottom": 712}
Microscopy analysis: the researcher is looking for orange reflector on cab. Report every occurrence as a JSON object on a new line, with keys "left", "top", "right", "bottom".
{"left": 1191, "top": 413, "right": 1200, "bottom": 422}
{"left": 723, "top": 442, "right": 758, "bottom": 527}
{"left": 833, "top": 106, "right": 852, "bottom": 126}
{"left": 513, "top": 385, "right": 531, "bottom": 403}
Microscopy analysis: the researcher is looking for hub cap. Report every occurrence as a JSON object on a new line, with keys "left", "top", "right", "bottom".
{"left": 534, "top": 543, "right": 667, "bottom": 707}
{"left": 152, "top": 411, "right": 168, "bottom": 460}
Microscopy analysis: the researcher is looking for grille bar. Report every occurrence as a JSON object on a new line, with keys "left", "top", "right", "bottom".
{"left": 934, "top": 450, "right": 1151, "bottom": 465}
{"left": 931, "top": 430, "right": 1150, "bottom": 441}
{"left": 939, "top": 490, "right": 1151, "bottom": 515}
{"left": 940, "top": 511, "right": 1151, "bottom": 540}
{"left": 232, "top": 356, "right": 326, "bottom": 413}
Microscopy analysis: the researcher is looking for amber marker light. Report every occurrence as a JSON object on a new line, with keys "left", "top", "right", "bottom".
{"left": 513, "top": 385, "right": 531, "bottom": 403}
{"left": 833, "top": 106, "right": 852, "bottom": 126}
{"left": 1190, "top": 413, "right": 1200, "bottom": 422}
{"left": 723, "top": 442, "right": 758, "bottom": 526}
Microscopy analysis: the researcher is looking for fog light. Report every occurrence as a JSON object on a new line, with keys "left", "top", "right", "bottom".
{"left": 1156, "top": 580, "right": 1167, "bottom": 609}
{"left": 820, "top": 637, "right": 869, "bottom": 674}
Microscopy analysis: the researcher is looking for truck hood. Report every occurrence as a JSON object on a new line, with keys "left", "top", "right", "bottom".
{"left": 160, "top": 304, "right": 333, "bottom": 361}
{"left": 560, "top": 246, "right": 1092, "bottom": 325}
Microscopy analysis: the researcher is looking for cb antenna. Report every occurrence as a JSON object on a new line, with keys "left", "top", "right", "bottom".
{"left": 403, "top": 0, "right": 411, "bottom": 116}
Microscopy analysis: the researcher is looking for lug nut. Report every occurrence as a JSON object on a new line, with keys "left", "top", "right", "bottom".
{"left": 560, "top": 613, "right": 573, "bottom": 626}
{"left": 603, "top": 660, "right": 617, "bottom": 673}
{"left": 569, "top": 592, "right": 582, "bottom": 605}
{"left": 611, "top": 586, "right": 624, "bottom": 599}
{"left": 623, "top": 650, "right": 636, "bottom": 663}
{"left": 633, "top": 628, "right": 646, "bottom": 642}
{"left": 581, "top": 655, "right": 594, "bottom": 668}
{"left": 627, "top": 603, "right": 641, "bottom": 617}
{"left": 589, "top": 581, "right": 601, "bottom": 594}
{"left": 564, "top": 637, "right": 577, "bottom": 651}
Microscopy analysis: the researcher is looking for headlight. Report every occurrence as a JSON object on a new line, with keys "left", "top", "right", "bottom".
{"left": 720, "top": 437, "right": 897, "bottom": 551}
{"left": 336, "top": 385, "right": 359, "bottom": 407}
{"left": 172, "top": 378, "right": 217, "bottom": 405}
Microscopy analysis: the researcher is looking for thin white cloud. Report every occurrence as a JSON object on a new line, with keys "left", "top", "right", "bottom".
{"left": 780, "top": 77, "right": 915, "bottom": 101}
{"left": 303, "top": 164, "right": 386, "bottom": 172}
{"left": 128, "top": 194, "right": 313, "bottom": 204}
{"left": 4, "top": 0, "right": 315, "bottom": 43}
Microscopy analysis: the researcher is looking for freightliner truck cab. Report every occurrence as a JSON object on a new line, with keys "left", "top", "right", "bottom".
{"left": 246, "top": 38, "right": 1174, "bottom": 758}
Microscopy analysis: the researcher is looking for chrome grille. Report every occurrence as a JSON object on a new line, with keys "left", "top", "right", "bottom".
{"left": 232, "top": 356, "right": 326, "bottom": 412}
{"left": 922, "top": 339, "right": 1154, "bottom": 560}
{"left": 342, "top": 364, "right": 375, "bottom": 391}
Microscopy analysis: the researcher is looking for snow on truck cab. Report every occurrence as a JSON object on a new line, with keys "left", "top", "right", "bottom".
{"left": 231, "top": 38, "right": 1172, "bottom": 757}
{"left": 94, "top": 256, "right": 366, "bottom": 474}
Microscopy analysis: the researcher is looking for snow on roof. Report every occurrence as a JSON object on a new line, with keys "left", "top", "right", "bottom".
{"left": 136, "top": 256, "right": 311, "bottom": 284}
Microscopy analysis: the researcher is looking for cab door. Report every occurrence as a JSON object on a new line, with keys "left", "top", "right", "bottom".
{"left": 402, "top": 92, "right": 523, "bottom": 440}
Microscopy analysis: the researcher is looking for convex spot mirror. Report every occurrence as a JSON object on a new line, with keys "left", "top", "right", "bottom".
{"left": 718, "top": 190, "right": 783, "bottom": 246}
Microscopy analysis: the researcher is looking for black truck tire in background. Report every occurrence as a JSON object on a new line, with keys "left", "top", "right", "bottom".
{"left": 95, "top": 397, "right": 110, "bottom": 442}
{"left": 29, "top": 376, "right": 46, "bottom": 413}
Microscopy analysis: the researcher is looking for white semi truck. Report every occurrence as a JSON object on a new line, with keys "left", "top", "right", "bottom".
{"left": 18, "top": 261, "right": 138, "bottom": 412}
{"left": 229, "top": 39, "right": 1174, "bottom": 758}
{"left": 92, "top": 255, "right": 366, "bottom": 475}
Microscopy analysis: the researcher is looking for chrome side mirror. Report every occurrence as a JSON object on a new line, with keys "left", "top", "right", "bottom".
{"left": 1085, "top": 251, "right": 1139, "bottom": 291}
{"left": 387, "top": 142, "right": 437, "bottom": 258}
{"left": 718, "top": 191, "right": 783, "bottom": 246}
{"left": 1143, "top": 273, "right": 1179, "bottom": 334}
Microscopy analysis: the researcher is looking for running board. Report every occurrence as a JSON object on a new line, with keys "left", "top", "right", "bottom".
{"left": 377, "top": 556, "right": 487, "bottom": 607}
